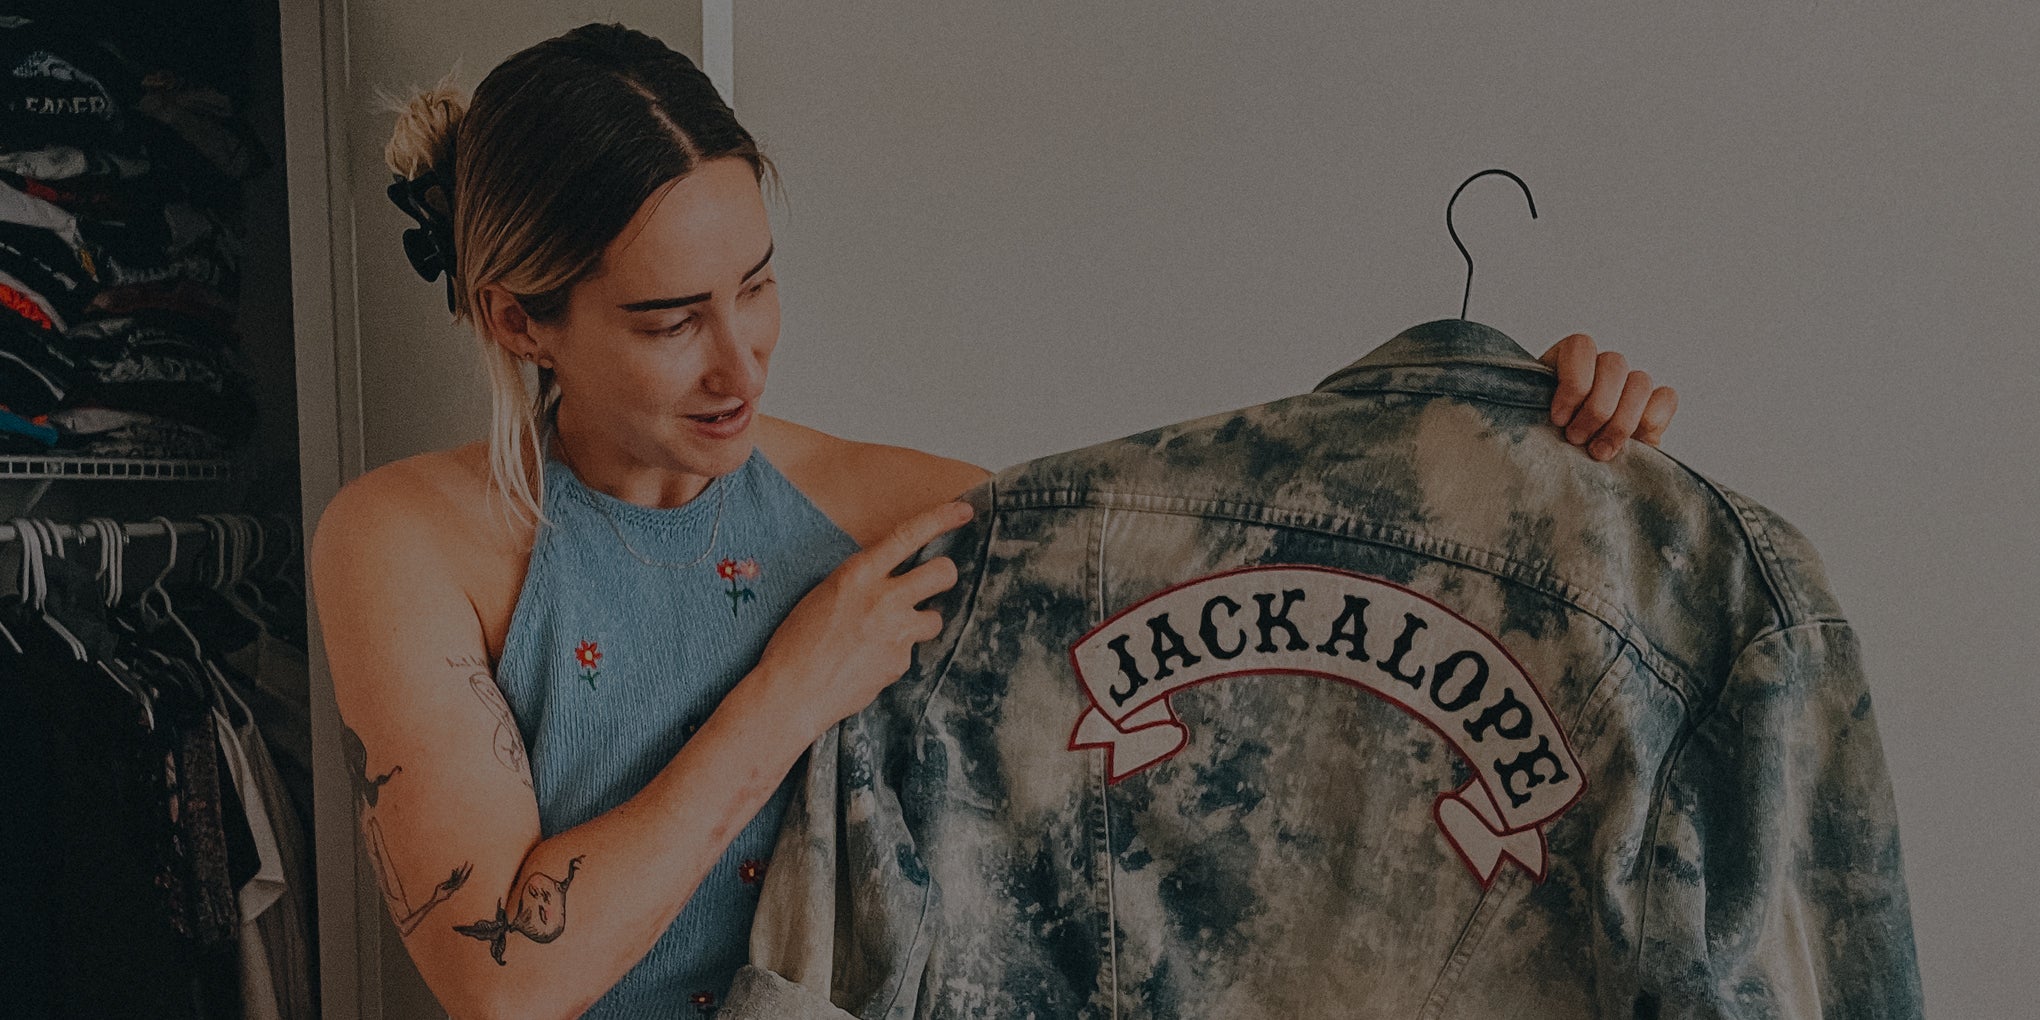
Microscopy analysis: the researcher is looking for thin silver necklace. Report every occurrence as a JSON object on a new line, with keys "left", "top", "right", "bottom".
{"left": 555, "top": 434, "right": 728, "bottom": 570}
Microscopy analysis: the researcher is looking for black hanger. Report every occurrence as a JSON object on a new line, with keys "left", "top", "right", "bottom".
{"left": 1446, "top": 169, "right": 1538, "bottom": 321}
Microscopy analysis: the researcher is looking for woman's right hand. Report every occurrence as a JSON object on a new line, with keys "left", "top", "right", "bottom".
{"left": 755, "top": 499, "right": 975, "bottom": 735}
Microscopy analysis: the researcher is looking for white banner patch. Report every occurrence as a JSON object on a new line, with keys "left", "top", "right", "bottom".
{"left": 1068, "top": 564, "right": 1584, "bottom": 886}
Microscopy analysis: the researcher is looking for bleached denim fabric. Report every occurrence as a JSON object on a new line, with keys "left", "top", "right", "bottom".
{"left": 723, "top": 319, "right": 1922, "bottom": 1019}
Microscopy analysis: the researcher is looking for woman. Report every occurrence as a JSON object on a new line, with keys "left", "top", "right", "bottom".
{"left": 310, "top": 23, "right": 1677, "bottom": 1020}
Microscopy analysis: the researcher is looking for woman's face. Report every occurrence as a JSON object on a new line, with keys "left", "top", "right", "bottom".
{"left": 537, "top": 156, "right": 780, "bottom": 481}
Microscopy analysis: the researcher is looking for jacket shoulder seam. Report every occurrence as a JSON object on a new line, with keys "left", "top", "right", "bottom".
{"left": 912, "top": 476, "right": 999, "bottom": 727}
{"left": 1674, "top": 469, "right": 1799, "bottom": 625}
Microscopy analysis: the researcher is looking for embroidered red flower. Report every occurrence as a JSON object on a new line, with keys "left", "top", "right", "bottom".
{"left": 573, "top": 640, "right": 603, "bottom": 690}
{"left": 719, "top": 557, "right": 763, "bottom": 618}
{"left": 738, "top": 858, "right": 766, "bottom": 885}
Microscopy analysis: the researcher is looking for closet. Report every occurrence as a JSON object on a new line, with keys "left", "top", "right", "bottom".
{"left": 3, "top": 1, "right": 312, "bottom": 1017}
{"left": 8, "top": 2, "right": 728, "bottom": 1015}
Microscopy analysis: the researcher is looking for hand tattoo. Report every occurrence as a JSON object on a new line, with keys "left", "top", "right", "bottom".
{"left": 396, "top": 863, "right": 474, "bottom": 936}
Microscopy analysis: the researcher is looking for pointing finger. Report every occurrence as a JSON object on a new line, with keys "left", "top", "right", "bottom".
{"left": 869, "top": 501, "right": 974, "bottom": 572}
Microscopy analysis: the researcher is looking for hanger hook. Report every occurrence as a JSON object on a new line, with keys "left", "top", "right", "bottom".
{"left": 13, "top": 518, "right": 48, "bottom": 610}
{"left": 84, "top": 518, "right": 113, "bottom": 607}
{"left": 97, "top": 517, "right": 129, "bottom": 607}
{"left": 1446, "top": 168, "right": 1538, "bottom": 321}
{"left": 10, "top": 519, "right": 32, "bottom": 607}
{"left": 148, "top": 516, "right": 181, "bottom": 592}
{"left": 198, "top": 514, "right": 224, "bottom": 589}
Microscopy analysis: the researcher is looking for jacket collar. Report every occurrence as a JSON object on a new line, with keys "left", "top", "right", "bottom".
{"left": 1313, "top": 318, "right": 1559, "bottom": 407}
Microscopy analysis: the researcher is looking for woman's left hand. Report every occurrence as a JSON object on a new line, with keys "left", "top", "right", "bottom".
{"left": 1538, "top": 333, "right": 1679, "bottom": 461}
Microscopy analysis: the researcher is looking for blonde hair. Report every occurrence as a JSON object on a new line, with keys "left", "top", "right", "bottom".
{"left": 379, "top": 24, "right": 778, "bottom": 531}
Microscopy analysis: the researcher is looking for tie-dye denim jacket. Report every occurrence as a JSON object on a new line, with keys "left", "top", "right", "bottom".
{"left": 722, "top": 319, "right": 1922, "bottom": 1019}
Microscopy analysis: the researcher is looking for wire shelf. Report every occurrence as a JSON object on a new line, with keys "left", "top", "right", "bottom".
{"left": 0, "top": 455, "right": 235, "bottom": 482}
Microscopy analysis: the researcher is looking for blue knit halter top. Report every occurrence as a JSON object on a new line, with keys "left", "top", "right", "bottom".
{"left": 494, "top": 443, "right": 859, "bottom": 1016}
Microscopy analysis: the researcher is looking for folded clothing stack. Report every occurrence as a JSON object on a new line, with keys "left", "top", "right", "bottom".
{"left": 0, "top": 13, "right": 266, "bottom": 458}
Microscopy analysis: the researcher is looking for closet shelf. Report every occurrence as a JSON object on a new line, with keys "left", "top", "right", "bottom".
{"left": 0, "top": 455, "right": 236, "bottom": 482}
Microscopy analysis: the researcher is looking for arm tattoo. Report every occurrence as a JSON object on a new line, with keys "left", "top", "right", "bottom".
{"left": 450, "top": 659, "right": 533, "bottom": 788}
{"left": 454, "top": 856, "right": 586, "bottom": 965}
{"left": 345, "top": 721, "right": 472, "bottom": 936}
{"left": 343, "top": 720, "right": 402, "bottom": 807}
{"left": 396, "top": 863, "right": 474, "bottom": 935}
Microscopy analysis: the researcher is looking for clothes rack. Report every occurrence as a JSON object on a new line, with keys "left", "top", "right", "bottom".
{"left": 3, "top": 505, "right": 315, "bottom": 1020}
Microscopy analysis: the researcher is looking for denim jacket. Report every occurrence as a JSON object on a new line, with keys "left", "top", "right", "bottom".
{"left": 722, "top": 319, "right": 1922, "bottom": 1019}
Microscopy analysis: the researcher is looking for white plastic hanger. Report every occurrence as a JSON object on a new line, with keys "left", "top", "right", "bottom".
{"left": 147, "top": 515, "right": 252, "bottom": 717}
{"left": 35, "top": 519, "right": 93, "bottom": 662}
{"left": 0, "top": 522, "right": 24, "bottom": 655}
{"left": 236, "top": 514, "right": 283, "bottom": 616}
{"left": 12, "top": 518, "right": 85, "bottom": 661}
{"left": 79, "top": 517, "right": 156, "bottom": 727}
{"left": 200, "top": 514, "right": 268, "bottom": 630}
{"left": 141, "top": 515, "right": 210, "bottom": 669}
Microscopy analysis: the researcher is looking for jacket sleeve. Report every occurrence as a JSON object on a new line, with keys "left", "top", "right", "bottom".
{"left": 728, "top": 480, "right": 997, "bottom": 1019}
{"left": 1639, "top": 620, "right": 1923, "bottom": 1018}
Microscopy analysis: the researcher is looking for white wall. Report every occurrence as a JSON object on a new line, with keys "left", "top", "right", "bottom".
{"left": 734, "top": 3, "right": 2037, "bottom": 1015}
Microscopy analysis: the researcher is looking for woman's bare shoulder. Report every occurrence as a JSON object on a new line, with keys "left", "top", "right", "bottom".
{"left": 312, "top": 443, "right": 532, "bottom": 594}
{"left": 754, "top": 415, "right": 989, "bottom": 547}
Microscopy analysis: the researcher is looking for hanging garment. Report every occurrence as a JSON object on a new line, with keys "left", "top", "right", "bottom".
{"left": 232, "top": 700, "right": 317, "bottom": 1020}
{"left": 233, "top": 693, "right": 316, "bottom": 1020}
{"left": 214, "top": 705, "right": 286, "bottom": 1020}
{"left": 722, "top": 319, "right": 1923, "bottom": 1019}
{"left": 2, "top": 611, "right": 201, "bottom": 1020}
{"left": 172, "top": 555, "right": 319, "bottom": 1020}
{"left": 0, "top": 560, "right": 253, "bottom": 1019}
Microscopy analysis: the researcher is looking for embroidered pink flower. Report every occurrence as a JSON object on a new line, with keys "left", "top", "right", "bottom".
{"left": 574, "top": 640, "right": 603, "bottom": 690}
{"left": 689, "top": 990, "right": 717, "bottom": 1015}
{"left": 720, "top": 557, "right": 762, "bottom": 618}
{"left": 738, "top": 858, "right": 767, "bottom": 885}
